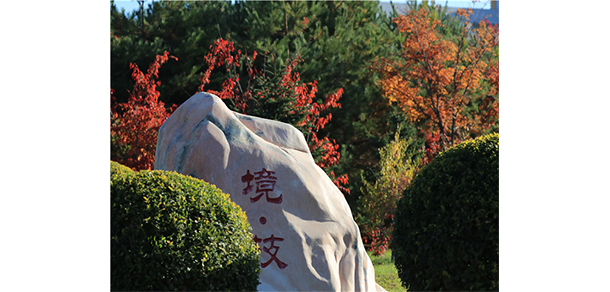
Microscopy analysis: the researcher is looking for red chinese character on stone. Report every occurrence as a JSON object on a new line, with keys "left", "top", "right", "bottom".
{"left": 242, "top": 168, "right": 283, "bottom": 204}
{"left": 241, "top": 170, "right": 254, "bottom": 195}
{"left": 253, "top": 234, "right": 288, "bottom": 269}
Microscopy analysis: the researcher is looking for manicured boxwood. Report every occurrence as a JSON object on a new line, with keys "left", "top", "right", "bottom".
{"left": 392, "top": 133, "right": 499, "bottom": 291}
{"left": 111, "top": 161, "right": 261, "bottom": 291}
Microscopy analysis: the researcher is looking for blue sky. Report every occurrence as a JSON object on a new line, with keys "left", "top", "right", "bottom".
{"left": 112, "top": 0, "right": 491, "bottom": 15}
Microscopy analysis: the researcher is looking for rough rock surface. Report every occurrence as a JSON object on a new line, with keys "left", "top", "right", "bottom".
{"left": 155, "top": 92, "right": 385, "bottom": 291}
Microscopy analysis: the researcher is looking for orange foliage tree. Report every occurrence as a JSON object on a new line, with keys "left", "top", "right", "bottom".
{"left": 111, "top": 51, "right": 178, "bottom": 170}
{"left": 199, "top": 37, "right": 349, "bottom": 194}
{"left": 374, "top": 7, "right": 499, "bottom": 163}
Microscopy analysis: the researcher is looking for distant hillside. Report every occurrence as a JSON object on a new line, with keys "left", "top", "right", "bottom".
{"left": 378, "top": 1, "right": 498, "bottom": 26}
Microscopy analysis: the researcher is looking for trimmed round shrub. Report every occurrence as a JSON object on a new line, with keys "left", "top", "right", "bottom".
{"left": 111, "top": 161, "right": 261, "bottom": 291}
{"left": 392, "top": 133, "right": 499, "bottom": 291}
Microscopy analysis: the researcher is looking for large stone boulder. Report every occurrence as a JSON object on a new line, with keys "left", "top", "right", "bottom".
{"left": 155, "top": 92, "right": 385, "bottom": 291}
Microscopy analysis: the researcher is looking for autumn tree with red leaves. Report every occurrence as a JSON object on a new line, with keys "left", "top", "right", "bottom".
{"left": 111, "top": 51, "right": 178, "bottom": 170}
{"left": 199, "top": 37, "right": 349, "bottom": 194}
{"left": 374, "top": 7, "right": 499, "bottom": 164}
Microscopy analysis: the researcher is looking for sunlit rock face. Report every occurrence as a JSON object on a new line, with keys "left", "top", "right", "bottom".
{"left": 155, "top": 92, "right": 385, "bottom": 291}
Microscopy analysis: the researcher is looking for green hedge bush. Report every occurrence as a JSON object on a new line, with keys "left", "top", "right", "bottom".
{"left": 392, "top": 133, "right": 499, "bottom": 291}
{"left": 111, "top": 161, "right": 261, "bottom": 291}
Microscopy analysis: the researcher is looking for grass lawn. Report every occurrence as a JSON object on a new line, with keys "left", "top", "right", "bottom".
{"left": 368, "top": 250, "right": 407, "bottom": 292}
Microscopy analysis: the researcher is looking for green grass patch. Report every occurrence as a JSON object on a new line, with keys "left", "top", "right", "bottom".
{"left": 368, "top": 250, "right": 406, "bottom": 292}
